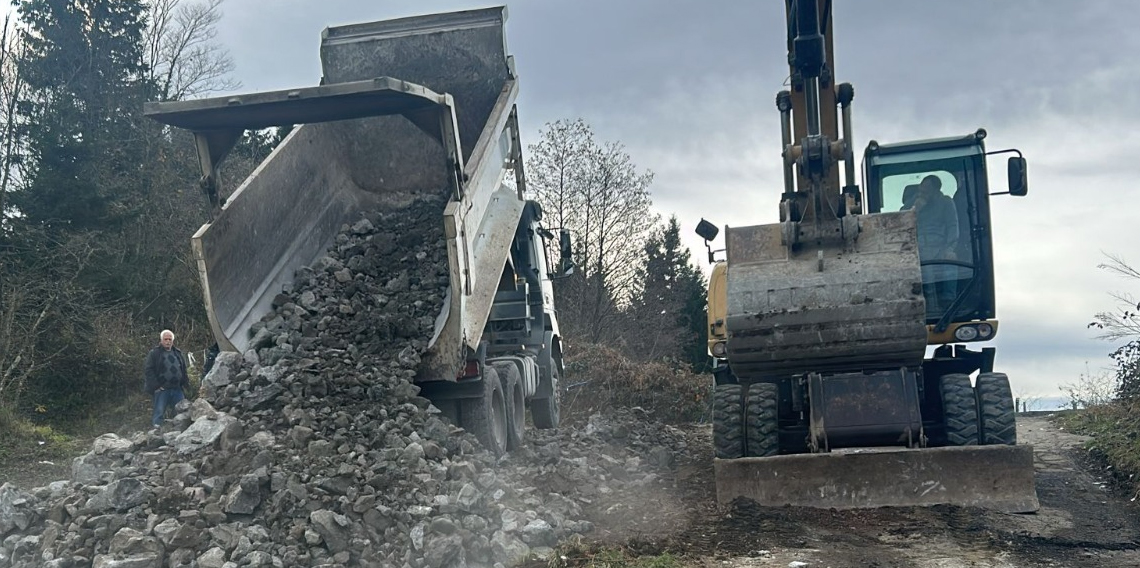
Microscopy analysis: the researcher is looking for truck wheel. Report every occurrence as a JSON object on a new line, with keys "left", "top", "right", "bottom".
{"left": 976, "top": 372, "right": 1017, "bottom": 445}
{"left": 713, "top": 384, "right": 744, "bottom": 459}
{"left": 745, "top": 382, "right": 779, "bottom": 457}
{"left": 460, "top": 367, "right": 508, "bottom": 456}
{"left": 531, "top": 362, "right": 560, "bottom": 429}
{"left": 939, "top": 373, "right": 979, "bottom": 446}
{"left": 493, "top": 362, "right": 526, "bottom": 450}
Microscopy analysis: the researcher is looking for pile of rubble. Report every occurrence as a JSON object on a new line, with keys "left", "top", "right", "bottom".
{"left": 0, "top": 195, "right": 687, "bottom": 568}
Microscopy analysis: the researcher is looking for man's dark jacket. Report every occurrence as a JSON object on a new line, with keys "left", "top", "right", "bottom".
{"left": 143, "top": 345, "right": 190, "bottom": 395}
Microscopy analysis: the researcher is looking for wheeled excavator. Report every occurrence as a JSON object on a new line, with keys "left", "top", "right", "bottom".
{"left": 697, "top": 0, "right": 1038, "bottom": 512}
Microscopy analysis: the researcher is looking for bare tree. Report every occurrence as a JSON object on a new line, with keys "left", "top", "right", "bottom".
{"left": 0, "top": 231, "right": 99, "bottom": 408}
{"left": 1089, "top": 254, "right": 1140, "bottom": 340}
{"left": 526, "top": 119, "right": 655, "bottom": 344}
{"left": 0, "top": 14, "right": 27, "bottom": 222}
{"left": 144, "top": 0, "right": 239, "bottom": 101}
{"left": 1059, "top": 364, "right": 1117, "bottom": 410}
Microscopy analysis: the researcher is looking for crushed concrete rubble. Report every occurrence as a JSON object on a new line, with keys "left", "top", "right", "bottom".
{"left": 0, "top": 194, "right": 686, "bottom": 568}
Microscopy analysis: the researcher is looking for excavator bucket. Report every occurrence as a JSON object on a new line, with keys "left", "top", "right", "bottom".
{"left": 715, "top": 444, "right": 1039, "bottom": 513}
{"left": 724, "top": 211, "right": 929, "bottom": 377}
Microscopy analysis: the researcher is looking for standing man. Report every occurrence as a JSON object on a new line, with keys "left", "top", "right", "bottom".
{"left": 144, "top": 329, "right": 190, "bottom": 429}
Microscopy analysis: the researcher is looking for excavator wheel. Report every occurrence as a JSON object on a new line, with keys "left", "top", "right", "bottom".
{"left": 713, "top": 384, "right": 744, "bottom": 459}
{"left": 493, "top": 362, "right": 527, "bottom": 450}
{"left": 531, "top": 361, "right": 560, "bottom": 429}
{"left": 461, "top": 367, "right": 508, "bottom": 456}
{"left": 745, "top": 382, "right": 779, "bottom": 457}
{"left": 939, "top": 373, "right": 979, "bottom": 446}
{"left": 976, "top": 372, "right": 1017, "bottom": 445}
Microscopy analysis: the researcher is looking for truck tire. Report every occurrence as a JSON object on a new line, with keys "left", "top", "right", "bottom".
{"left": 713, "top": 384, "right": 744, "bottom": 459}
{"left": 531, "top": 362, "right": 560, "bottom": 429}
{"left": 939, "top": 373, "right": 979, "bottom": 446}
{"left": 493, "top": 361, "right": 526, "bottom": 450}
{"left": 745, "top": 382, "right": 779, "bottom": 457}
{"left": 460, "top": 367, "right": 508, "bottom": 456}
{"left": 976, "top": 372, "right": 1017, "bottom": 445}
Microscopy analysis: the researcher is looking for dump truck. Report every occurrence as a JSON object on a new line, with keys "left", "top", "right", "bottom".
{"left": 696, "top": 0, "right": 1039, "bottom": 512}
{"left": 144, "top": 7, "right": 571, "bottom": 456}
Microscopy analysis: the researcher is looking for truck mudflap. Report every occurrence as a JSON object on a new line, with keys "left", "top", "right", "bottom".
{"left": 714, "top": 444, "right": 1039, "bottom": 513}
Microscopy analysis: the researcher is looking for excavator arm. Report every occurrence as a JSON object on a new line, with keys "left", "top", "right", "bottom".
{"left": 780, "top": 0, "right": 859, "bottom": 228}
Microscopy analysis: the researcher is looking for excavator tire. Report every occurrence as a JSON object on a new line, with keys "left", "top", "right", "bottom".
{"left": 745, "top": 382, "right": 779, "bottom": 457}
{"left": 531, "top": 362, "right": 560, "bottom": 429}
{"left": 940, "top": 373, "right": 979, "bottom": 446}
{"left": 461, "top": 367, "right": 508, "bottom": 456}
{"left": 976, "top": 372, "right": 1017, "bottom": 445}
{"left": 713, "top": 384, "right": 745, "bottom": 459}
{"left": 493, "top": 361, "right": 526, "bottom": 450}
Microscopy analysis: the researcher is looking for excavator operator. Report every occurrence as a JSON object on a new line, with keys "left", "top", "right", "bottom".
{"left": 910, "top": 175, "right": 960, "bottom": 316}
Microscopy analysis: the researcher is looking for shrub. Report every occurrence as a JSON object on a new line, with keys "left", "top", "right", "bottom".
{"left": 560, "top": 343, "right": 710, "bottom": 425}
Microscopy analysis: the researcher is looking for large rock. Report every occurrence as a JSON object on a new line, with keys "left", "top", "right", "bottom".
{"left": 309, "top": 509, "right": 352, "bottom": 553}
{"left": 172, "top": 413, "right": 239, "bottom": 455}
{"left": 0, "top": 484, "right": 36, "bottom": 536}
{"left": 83, "top": 478, "right": 150, "bottom": 512}
{"left": 202, "top": 351, "right": 243, "bottom": 397}
{"left": 71, "top": 434, "right": 133, "bottom": 485}
{"left": 197, "top": 547, "right": 228, "bottom": 568}
{"left": 491, "top": 530, "right": 530, "bottom": 566}
{"left": 108, "top": 527, "right": 162, "bottom": 557}
{"left": 223, "top": 474, "right": 262, "bottom": 515}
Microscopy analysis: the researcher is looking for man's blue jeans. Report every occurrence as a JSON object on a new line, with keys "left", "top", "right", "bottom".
{"left": 152, "top": 388, "right": 184, "bottom": 427}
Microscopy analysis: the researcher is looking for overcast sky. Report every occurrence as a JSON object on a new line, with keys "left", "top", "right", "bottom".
{"left": 204, "top": 0, "right": 1139, "bottom": 400}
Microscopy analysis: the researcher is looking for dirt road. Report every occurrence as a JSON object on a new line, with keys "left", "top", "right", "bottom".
{"left": 577, "top": 415, "right": 1140, "bottom": 567}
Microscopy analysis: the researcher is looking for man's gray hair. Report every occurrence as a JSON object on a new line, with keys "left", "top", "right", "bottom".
{"left": 160, "top": 329, "right": 175, "bottom": 340}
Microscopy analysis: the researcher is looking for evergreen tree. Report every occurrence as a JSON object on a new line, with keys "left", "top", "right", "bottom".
{"left": 627, "top": 216, "right": 707, "bottom": 368}
{"left": 13, "top": 0, "right": 152, "bottom": 229}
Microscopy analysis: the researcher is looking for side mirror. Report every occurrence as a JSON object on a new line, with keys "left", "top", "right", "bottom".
{"left": 558, "top": 229, "right": 575, "bottom": 276}
{"left": 695, "top": 218, "right": 722, "bottom": 264}
{"left": 1007, "top": 157, "right": 1028, "bottom": 196}
{"left": 559, "top": 229, "right": 572, "bottom": 259}
{"left": 696, "top": 218, "right": 720, "bottom": 241}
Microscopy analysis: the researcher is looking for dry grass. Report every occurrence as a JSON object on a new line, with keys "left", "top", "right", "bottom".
{"left": 1059, "top": 401, "right": 1140, "bottom": 498}
{"left": 561, "top": 343, "right": 711, "bottom": 426}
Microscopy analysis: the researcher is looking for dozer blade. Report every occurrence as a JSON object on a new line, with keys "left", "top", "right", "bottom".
{"left": 715, "top": 444, "right": 1039, "bottom": 513}
{"left": 724, "top": 211, "right": 928, "bottom": 377}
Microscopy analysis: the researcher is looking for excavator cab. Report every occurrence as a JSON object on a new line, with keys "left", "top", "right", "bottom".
{"left": 863, "top": 129, "right": 1027, "bottom": 345}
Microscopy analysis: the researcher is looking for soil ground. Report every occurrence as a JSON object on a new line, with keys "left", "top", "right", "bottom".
{"left": 5, "top": 411, "right": 1138, "bottom": 567}
{"left": 556, "top": 415, "right": 1140, "bottom": 567}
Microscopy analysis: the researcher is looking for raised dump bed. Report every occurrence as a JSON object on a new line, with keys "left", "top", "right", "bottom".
{"left": 146, "top": 7, "right": 567, "bottom": 455}
{"left": 146, "top": 7, "right": 527, "bottom": 379}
